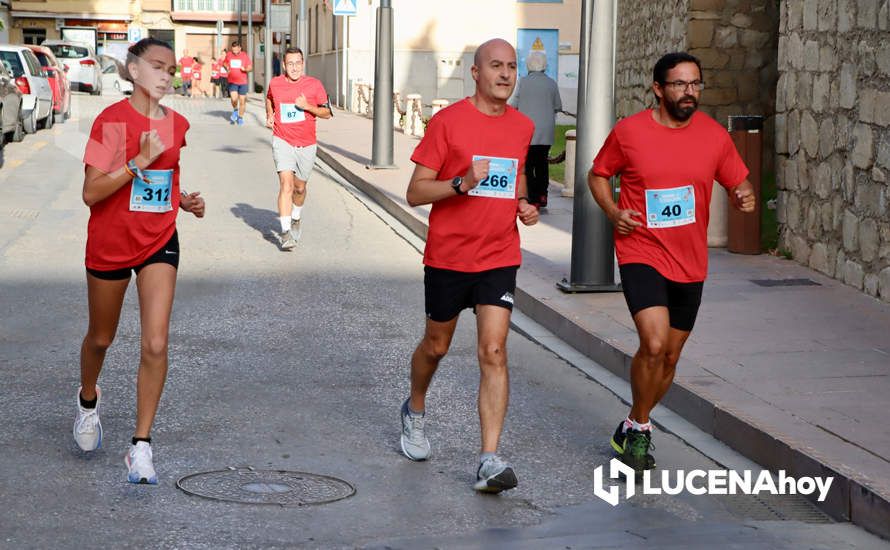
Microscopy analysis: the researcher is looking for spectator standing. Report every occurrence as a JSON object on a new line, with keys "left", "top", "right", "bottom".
{"left": 510, "top": 51, "right": 562, "bottom": 208}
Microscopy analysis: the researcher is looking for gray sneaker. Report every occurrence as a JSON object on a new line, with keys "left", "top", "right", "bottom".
{"left": 290, "top": 219, "right": 302, "bottom": 242}
{"left": 474, "top": 455, "right": 517, "bottom": 493}
{"left": 277, "top": 229, "right": 297, "bottom": 251}
{"left": 400, "top": 399, "right": 430, "bottom": 461}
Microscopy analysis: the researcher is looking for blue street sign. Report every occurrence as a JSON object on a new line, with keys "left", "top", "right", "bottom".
{"left": 333, "top": 0, "right": 357, "bottom": 16}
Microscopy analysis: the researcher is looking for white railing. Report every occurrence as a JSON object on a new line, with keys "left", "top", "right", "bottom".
{"left": 173, "top": 0, "right": 263, "bottom": 13}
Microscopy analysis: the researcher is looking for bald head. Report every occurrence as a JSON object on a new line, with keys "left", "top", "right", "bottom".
{"left": 473, "top": 38, "right": 515, "bottom": 68}
{"left": 470, "top": 38, "right": 518, "bottom": 106}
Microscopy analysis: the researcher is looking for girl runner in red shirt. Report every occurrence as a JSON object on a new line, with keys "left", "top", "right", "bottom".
{"left": 74, "top": 37, "right": 205, "bottom": 485}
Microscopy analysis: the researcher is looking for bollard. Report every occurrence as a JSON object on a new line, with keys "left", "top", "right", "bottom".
{"left": 393, "top": 92, "right": 404, "bottom": 129}
{"left": 727, "top": 116, "right": 763, "bottom": 254}
{"left": 431, "top": 99, "right": 449, "bottom": 117}
{"left": 561, "top": 129, "right": 577, "bottom": 198}
{"left": 351, "top": 81, "right": 362, "bottom": 113}
{"left": 708, "top": 185, "right": 729, "bottom": 247}
{"left": 405, "top": 94, "right": 423, "bottom": 137}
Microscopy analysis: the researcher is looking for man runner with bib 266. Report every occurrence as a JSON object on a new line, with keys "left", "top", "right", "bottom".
{"left": 400, "top": 38, "right": 539, "bottom": 494}
{"left": 589, "top": 52, "right": 755, "bottom": 473}
{"left": 265, "top": 47, "right": 330, "bottom": 250}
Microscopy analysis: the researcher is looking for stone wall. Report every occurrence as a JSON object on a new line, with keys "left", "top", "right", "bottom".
{"left": 688, "top": 0, "right": 779, "bottom": 175}
{"left": 775, "top": 0, "right": 890, "bottom": 301}
{"left": 615, "top": 0, "right": 689, "bottom": 118}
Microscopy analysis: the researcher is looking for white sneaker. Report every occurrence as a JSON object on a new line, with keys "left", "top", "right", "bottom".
{"left": 73, "top": 386, "right": 102, "bottom": 451}
{"left": 125, "top": 441, "right": 158, "bottom": 485}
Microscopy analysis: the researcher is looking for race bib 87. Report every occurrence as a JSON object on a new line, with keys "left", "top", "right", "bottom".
{"left": 280, "top": 103, "right": 306, "bottom": 123}
{"left": 645, "top": 185, "right": 695, "bottom": 228}
{"left": 467, "top": 155, "right": 518, "bottom": 199}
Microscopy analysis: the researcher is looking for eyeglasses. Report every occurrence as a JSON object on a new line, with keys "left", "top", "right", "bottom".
{"left": 662, "top": 80, "right": 705, "bottom": 91}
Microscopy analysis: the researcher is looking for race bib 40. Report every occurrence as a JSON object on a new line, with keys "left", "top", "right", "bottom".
{"left": 645, "top": 185, "right": 695, "bottom": 228}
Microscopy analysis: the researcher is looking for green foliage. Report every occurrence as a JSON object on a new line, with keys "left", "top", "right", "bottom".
{"left": 550, "top": 124, "right": 576, "bottom": 184}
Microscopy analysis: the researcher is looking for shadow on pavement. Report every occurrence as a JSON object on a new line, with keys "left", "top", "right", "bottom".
{"left": 230, "top": 202, "right": 280, "bottom": 248}
{"left": 318, "top": 140, "right": 371, "bottom": 166}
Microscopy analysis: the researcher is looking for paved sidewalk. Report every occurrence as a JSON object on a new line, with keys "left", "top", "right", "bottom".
{"left": 313, "top": 108, "right": 890, "bottom": 539}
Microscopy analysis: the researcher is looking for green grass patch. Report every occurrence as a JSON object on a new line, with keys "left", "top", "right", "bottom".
{"left": 760, "top": 171, "right": 778, "bottom": 252}
{"left": 549, "top": 124, "right": 576, "bottom": 183}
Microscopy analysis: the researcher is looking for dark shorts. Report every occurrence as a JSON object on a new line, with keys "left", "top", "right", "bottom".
{"left": 86, "top": 231, "right": 179, "bottom": 281}
{"left": 619, "top": 263, "right": 703, "bottom": 332}
{"left": 211, "top": 78, "right": 220, "bottom": 85}
{"left": 228, "top": 83, "right": 248, "bottom": 95}
{"left": 424, "top": 265, "right": 518, "bottom": 322}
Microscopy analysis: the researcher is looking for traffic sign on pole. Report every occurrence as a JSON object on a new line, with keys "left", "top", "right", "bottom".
{"left": 333, "top": 0, "right": 357, "bottom": 16}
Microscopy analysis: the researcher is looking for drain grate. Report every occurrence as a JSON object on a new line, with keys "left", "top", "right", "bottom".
{"left": 717, "top": 492, "right": 833, "bottom": 523}
{"left": 750, "top": 278, "right": 820, "bottom": 287}
{"left": 4, "top": 208, "right": 40, "bottom": 220}
{"left": 177, "top": 467, "right": 355, "bottom": 506}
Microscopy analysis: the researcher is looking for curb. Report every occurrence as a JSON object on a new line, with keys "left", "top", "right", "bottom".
{"left": 316, "top": 146, "right": 890, "bottom": 540}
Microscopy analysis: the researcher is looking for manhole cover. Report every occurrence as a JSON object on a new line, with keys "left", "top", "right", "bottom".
{"left": 176, "top": 468, "right": 355, "bottom": 506}
{"left": 750, "top": 278, "right": 820, "bottom": 287}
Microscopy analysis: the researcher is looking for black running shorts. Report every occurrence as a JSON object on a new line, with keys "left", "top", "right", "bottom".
{"left": 424, "top": 265, "right": 518, "bottom": 322}
{"left": 619, "top": 263, "right": 703, "bottom": 332}
{"left": 86, "top": 231, "right": 180, "bottom": 281}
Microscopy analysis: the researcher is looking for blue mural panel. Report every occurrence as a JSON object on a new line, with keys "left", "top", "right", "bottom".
{"left": 517, "top": 28, "right": 559, "bottom": 82}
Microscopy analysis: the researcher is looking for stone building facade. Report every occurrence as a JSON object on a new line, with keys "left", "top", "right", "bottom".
{"left": 774, "top": 0, "right": 890, "bottom": 302}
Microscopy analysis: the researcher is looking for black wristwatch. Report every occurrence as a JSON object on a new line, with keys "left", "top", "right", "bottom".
{"left": 451, "top": 176, "right": 465, "bottom": 195}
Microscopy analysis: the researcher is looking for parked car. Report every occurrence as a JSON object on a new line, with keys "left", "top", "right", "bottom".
{"left": 0, "top": 59, "right": 24, "bottom": 144}
{"left": 0, "top": 45, "right": 54, "bottom": 134}
{"left": 99, "top": 55, "right": 133, "bottom": 95}
{"left": 42, "top": 40, "right": 101, "bottom": 95}
{"left": 27, "top": 44, "right": 71, "bottom": 124}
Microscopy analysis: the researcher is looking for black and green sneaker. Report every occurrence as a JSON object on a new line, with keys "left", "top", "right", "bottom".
{"left": 610, "top": 421, "right": 627, "bottom": 454}
{"left": 620, "top": 429, "right": 656, "bottom": 473}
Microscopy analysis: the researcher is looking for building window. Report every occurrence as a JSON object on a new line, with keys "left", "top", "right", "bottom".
{"left": 23, "top": 29, "right": 47, "bottom": 46}
{"left": 308, "top": 8, "right": 313, "bottom": 53}
{"left": 314, "top": 5, "right": 319, "bottom": 54}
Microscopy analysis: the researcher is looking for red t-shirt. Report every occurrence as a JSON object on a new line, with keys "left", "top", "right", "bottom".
{"left": 223, "top": 51, "right": 250, "bottom": 84}
{"left": 192, "top": 63, "right": 202, "bottom": 80}
{"left": 411, "top": 98, "right": 534, "bottom": 272}
{"left": 592, "top": 109, "right": 749, "bottom": 282}
{"left": 83, "top": 99, "right": 190, "bottom": 271}
{"left": 179, "top": 57, "right": 194, "bottom": 81}
{"left": 266, "top": 75, "right": 327, "bottom": 147}
{"left": 211, "top": 61, "right": 220, "bottom": 79}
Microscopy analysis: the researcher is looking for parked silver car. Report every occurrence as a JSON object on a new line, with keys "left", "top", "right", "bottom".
{"left": 43, "top": 40, "right": 101, "bottom": 95}
{"left": 0, "top": 45, "right": 54, "bottom": 134}
{"left": 0, "top": 59, "right": 24, "bottom": 145}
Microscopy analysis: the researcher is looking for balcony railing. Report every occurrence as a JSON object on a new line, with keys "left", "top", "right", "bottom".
{"left": 173, "top": 0, "right": 263, "bottom": 13}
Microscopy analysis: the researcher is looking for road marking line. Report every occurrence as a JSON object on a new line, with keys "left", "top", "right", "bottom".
{"left": 31, "top": 141, "right": 47, "bottom": 150}
{"left": 6, "top": 159, "right": 24, "bottom": 169}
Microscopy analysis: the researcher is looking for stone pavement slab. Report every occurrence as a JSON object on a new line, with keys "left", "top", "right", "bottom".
{"left": 313, "top": 108, "right": 890, "bottom": 539}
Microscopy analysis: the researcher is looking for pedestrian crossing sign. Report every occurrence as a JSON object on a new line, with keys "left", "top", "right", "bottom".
{"left": 333, "top": 0, "right": 357, "bottom": 16}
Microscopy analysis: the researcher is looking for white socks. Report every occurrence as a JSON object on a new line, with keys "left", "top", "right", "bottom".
{"left": 291, "top": 204, "right": 302, "bottom": 221}
{"left": 278, "top": 216, "right": 291, "bottom": 233}
{"left": 632, "top": 419, "right": 652, "bottom": 432}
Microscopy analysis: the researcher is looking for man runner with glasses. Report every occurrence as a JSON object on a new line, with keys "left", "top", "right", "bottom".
{"left": 588, "top": 52, "right": 756, "bottom": 473}
{"left": 265, "top": 47, "right": 331, "bottom": 250}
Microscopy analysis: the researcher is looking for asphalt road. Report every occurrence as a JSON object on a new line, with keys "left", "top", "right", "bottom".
{"left": 0, "top": 93, "right": 886, "bottom": 549}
